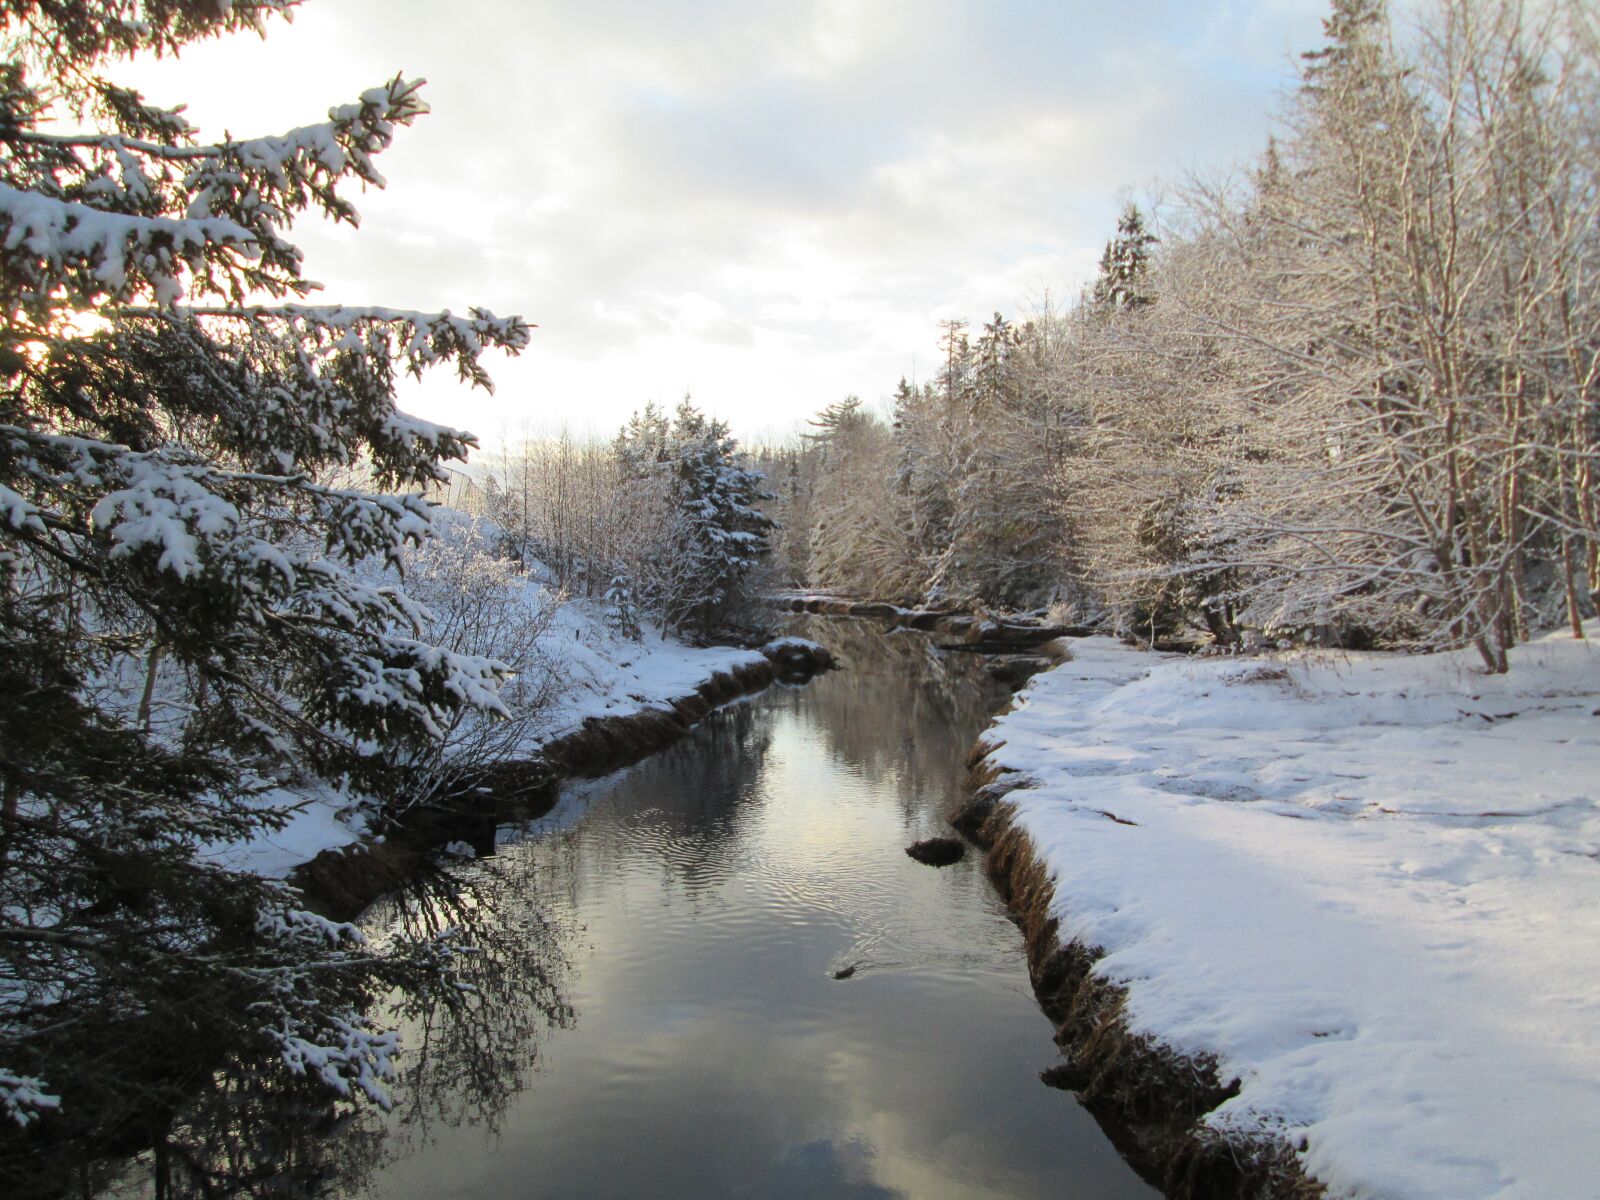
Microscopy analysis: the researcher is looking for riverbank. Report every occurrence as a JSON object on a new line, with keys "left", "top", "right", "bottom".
{"left": 208, "top": 599, "right": 830, "bottom": 920}
{"left": 314, "top": 609, "right": 1160, "bottom": 1200}
{"left": 960, "top": 628, "right": 1600, "bottom": 1199}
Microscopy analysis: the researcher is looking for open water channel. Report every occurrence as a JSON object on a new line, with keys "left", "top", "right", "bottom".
{"left": 99, "top": 617, "right": 1158, "bottom": 1199}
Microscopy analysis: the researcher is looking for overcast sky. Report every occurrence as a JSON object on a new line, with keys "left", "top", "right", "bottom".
{"left": 122, "top": 0, "right": 1332, "bottom": 448}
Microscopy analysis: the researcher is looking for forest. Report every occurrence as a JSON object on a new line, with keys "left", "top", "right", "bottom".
{"left": 479, "top": 0, "right": 1600, "bottom": 676}
{"left": 748, "top": 0, "right": 1599, "bottom": 675}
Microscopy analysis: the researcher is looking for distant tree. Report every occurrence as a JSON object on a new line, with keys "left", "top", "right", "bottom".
{"left": 1300, "top": 0, "right": 1389, "bottom": 92}
{"left": 603, "top": 566, "right": 643, "bottom": 641}
{"left": 613, "top": 398, "right": 772, "bottom": 635}
{"left": 1091, "top": 203, "right": 1159, "bottom": 312}
{"left": 890, "top": 377, "right": 955, "bottom": 587}
{"left": 613, "top": 402, "right": 673, "bottom": 477}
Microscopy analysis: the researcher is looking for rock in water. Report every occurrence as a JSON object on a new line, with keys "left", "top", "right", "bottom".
{"left": 760, "top": 636, "right": 836, "bottom": 681}
{"left": 906, "top": 837, "right": 965, "bottom": 866}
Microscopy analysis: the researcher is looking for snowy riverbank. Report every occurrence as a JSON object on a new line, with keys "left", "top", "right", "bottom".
{"left": 205, "top": 557, "right": 770, "bottom": 882}
{"left": 976, "top": 627, "right": 1600, "bottom": 1200}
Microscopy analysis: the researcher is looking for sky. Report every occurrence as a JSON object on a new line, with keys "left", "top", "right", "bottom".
{"left": 120, "top": 0, "right": 1333, "bottom": 449}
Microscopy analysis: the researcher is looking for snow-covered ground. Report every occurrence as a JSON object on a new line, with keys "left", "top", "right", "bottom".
{"left": 208, "top": 619, "right": 765, "bottom": 880}
{"left": 207, "top": 511, "right": 767, "bottom": 881}
{"left": 528, "top": 604, "right": 765, "bottom": 737}
{"left": 982, "top": 625, "right": 1600, "bottom": 1200}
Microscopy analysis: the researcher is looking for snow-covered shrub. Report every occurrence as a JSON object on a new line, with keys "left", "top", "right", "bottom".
{"left": 382, "top": 513, "right": 564, "bottom": 810}
{"left": 603, "top": 568, "right": 644, "bottom": 642}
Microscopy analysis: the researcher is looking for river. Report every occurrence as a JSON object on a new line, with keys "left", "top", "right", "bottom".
{"left": 95, "top": 616, "right": 1158, "bottom": 1199}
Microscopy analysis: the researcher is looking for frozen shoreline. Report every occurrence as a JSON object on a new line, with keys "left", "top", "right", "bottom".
{"left": 973, "top": 626, "right": 1600, "bottom": 1200}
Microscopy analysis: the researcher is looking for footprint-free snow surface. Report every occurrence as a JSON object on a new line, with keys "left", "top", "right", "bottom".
{"left": 982, "top": 625, "right": 1600, "bottom": 1200}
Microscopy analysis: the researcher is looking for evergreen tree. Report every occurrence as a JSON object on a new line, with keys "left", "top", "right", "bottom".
{"left": 890, "top": 377, "right": 954, "bottom": 582}
{"left": 613, "top": 398, "right": 772, "bottom": 635}
{"left": 804, "top": 395, "right": 868, "bottom": 446}
{"left": 0, "top": 0, "right": 528, "bottom": 1160}
{"left": 613, "top": 401, "right": 671, "bottom": 477}
{"left": 1300, "top": 0, "right": 1389, "bottom": 92}
{"left": 804, "top": 398, "right": 913, "bottom": 599}
{"left": 663, "top": 399, "right": 774, "bottom": 634}
{"left": 603, "top": 566, "right": 642, "bottom": 641}
{"left": 1091, "top": 203, "right": 1159, "bottom": 312}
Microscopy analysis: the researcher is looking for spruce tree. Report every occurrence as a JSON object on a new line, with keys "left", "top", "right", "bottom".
{"left": 613, "top": 398, "right": 772, "bottom": 635}
{"left": 603, "top": 566, "right": 642, "bottom": 641}
{"left": 662, "top": 399, "right": 773, "bottom": 635}
{"left": 1091, "top": 203, "right": 1159, "bottom": 312}
{"left": 0, "top": 0, "right": 528, "bottom": 1164}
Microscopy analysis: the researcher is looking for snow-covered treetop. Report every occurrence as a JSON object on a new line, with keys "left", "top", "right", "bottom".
{"left": 3, "top": 73, "right": 477, "bottom": 321}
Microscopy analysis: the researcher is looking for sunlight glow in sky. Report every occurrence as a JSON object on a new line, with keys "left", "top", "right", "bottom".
{"left": 121, "top": 0, "right": 1331, "bottom": 447}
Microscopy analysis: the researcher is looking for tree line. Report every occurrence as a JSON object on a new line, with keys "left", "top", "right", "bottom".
{"left": 2, "top": 0, "right": 1593, "bottom": 1178}
{"left": 766, "top": 0, "right": 1599, "bottom": 674}
{"left": 475, "top": 396, "right": 773, "bottom": 641}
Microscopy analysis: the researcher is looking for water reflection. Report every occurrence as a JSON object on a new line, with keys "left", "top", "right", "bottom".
{"left": 365, "top": 860, "right": 575, "bottom": 1151}
{"left": 344, "top": 618, "right": 1156, "bottom": 1200}
{"left": 82, "top": 618, "right": 1156, "bottom": 1200}
{"left": 85, "top": 857, "right": 572, "bottom": 1200}
{"left": 786, "top": 616, "right": 1012, "bottom": 823}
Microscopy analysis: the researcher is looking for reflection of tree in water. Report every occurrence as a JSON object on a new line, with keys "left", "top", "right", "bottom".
{"left": 80, "top": 858, "right": 572, "bottom": 1200}
{"left": 521, "top": 699, "right": 774, "bottom": 911}
{"left": 786, "top": 617, "right": 1010, "bottom": 816}
{"left": 84, "top": 1072, "right": 387, "bottom": 1200}
{"left": 367, "top": 857, "right": 575, "bottom": 1150}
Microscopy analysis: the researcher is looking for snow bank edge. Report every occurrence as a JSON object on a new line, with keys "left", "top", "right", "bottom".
{"left": 957, "top": 754, "right": 1324, "bottom": 1200}
{"left": 293, "top": 643, "right": 833, "bottom": 921}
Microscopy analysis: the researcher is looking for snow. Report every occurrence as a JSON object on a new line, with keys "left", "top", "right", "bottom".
{"left": 0, "top": 180, "right": 254, "bottom": 302}
{"left": 257, "top": 905, "right": 368, "bottom": 949}
{"left": 0, "top": 1069, "right": 60, "bottom": 1127}
{"left": 210, "top": 510, "right": 768, "bottom": 881}
{"left": 268, "top": 1012, "right": 399, "bottom": 1107}
{"left": 91, "top": 460, "right": 240, "bottom": 579}
{"left": 529, "top": 601, "right": 765, "bottom": 740}
{"left": 199, "top": 784, "right": 370, "bottom": 880}
{"left": 762, "top": 635, "right": 827, "bottom": 656}
{"left": 0, "top": 483, "right": 46, "bottom": 534}
{"left": 979, "top": 627, "right": 1600, "bottom": 1199}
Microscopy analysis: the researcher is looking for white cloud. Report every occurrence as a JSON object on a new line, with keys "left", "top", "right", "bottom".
{"left": 115, "top": 0, "right": 1330, "bottom": 445}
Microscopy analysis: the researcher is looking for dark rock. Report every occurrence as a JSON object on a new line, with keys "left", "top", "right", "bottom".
{"left": 1040, "top": 1062, "right": 1092, "bottom": 1091}
{"left": 761, "top": 637, "right": 836, "bottom": 680}
{"left": 847, "top": 601, "right": 901, "bottom": 618}
{"left": 949, "top": 772, "right": 1033, "bottom": 842}
{"left": 906, "top": 836, "right": 965, "bottom": 867}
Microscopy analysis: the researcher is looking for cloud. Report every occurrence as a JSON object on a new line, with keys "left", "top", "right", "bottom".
{"left": 116, "top": 0, "right": 1330, "bottom": 443}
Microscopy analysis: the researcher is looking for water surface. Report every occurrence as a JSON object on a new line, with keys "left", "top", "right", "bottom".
{"left": 347, "top": 618, "right": 1157, "bottom": 1200}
